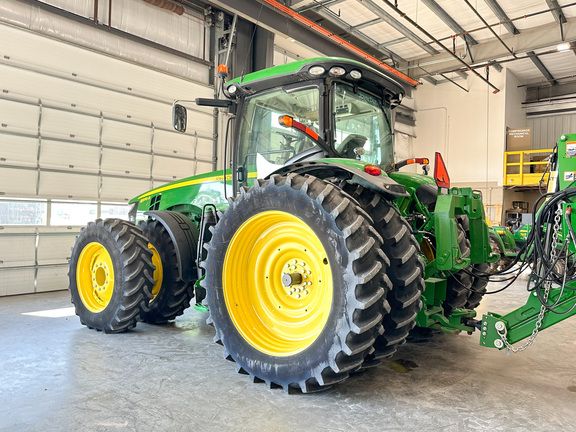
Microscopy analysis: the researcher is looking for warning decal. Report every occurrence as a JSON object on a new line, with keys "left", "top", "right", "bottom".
{"left": 564, "top": 171, "right": 576, "bottom": 181}
{"left": 567, "top": 141, "right": 576, "bottom": 158}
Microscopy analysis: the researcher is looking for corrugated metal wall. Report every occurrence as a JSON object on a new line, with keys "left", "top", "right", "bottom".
{"left": 527, "top": 114, "right": 576, "bottom": 149}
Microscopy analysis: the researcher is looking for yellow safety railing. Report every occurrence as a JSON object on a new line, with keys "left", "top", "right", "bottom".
{"left": 504, "top": 149, "right": 552, "bottom": 186}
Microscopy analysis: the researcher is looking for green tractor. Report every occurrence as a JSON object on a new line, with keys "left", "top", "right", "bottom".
{"left": 68, "top": 57, "right": 496, "bottom": 392}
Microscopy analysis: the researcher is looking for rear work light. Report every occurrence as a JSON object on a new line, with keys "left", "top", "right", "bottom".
{"left": 434, "top": 152, "right": 450, "bottom": 189}
{"left": 364, "top": 165, "right": 382, "bottom": 176}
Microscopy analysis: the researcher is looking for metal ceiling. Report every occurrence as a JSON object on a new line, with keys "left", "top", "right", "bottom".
{"left": 256, "top": 0, "right": 576, "bottom": 97}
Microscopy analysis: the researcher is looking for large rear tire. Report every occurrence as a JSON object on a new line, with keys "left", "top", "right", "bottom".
{"left": 339, "top": 182, "right": 424, "bottom": 359}
{"left": 139, "top": 219, "right": 195, "bottom": 324}
{"left": 204, "top": 174, "right": 389, "bottom": 392}
{"left": 68, "top": 219, "right": 155, "bottom": 333}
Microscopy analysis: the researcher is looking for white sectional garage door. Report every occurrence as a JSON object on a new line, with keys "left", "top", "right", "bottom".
{"left": 0, "top": 22, "right": 214, "bottom": 296}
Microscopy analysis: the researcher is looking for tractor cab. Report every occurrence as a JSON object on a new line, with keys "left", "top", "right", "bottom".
{"left": 174, "top": 57, "right": 404, "bottom": 194}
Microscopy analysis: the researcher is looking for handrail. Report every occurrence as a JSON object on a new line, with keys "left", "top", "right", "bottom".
{"left": 504, "top": 149, "right": 552, "bottom": 187}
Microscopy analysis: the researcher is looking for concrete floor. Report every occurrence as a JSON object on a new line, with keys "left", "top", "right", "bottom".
{"left": 2, "top": 271, "right": 576, "bottom": 432}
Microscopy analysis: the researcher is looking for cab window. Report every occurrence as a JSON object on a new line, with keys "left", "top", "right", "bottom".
{"left": 333, "top": 83, "right": 394, "bottom": 167}
{"left": 237, "top": 87, "right": 320, "bottom": 182}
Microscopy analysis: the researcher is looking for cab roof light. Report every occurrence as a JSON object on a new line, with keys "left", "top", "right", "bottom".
{"left": 329, "top": 66, "right": 346, "bottom": 77}
{"left": 349, "top": 70, "right": 362, "bottom": 80}
{"left": 434, "top": 152, "right": 450, "bottom": 189}
{"left": 309, "top": 66, "right": 326, "bottom": 76}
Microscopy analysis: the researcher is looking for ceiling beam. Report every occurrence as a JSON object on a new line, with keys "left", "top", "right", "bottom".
{"left": 483, "top": 0, "right": 520, "bottom": 35}
{"left": 545, "top": 0, "right": 567, "bottom": 24}
{"left": 294, "top": 0, "right": 347, "bottom": 13}
{"left": 206, "top": 0, "right": 397, "bottom": 64}
{"left": 420, "top": 0, "right": 477, "bottom": 46}
{"left": 306, "top": 7, "right": 407, "bottom": 62}
{"left": 356, "top": 0, "right": 439, "bottom": 56}
{"left": 406, "top": 19, "right": 576, "bottom": 78}
{"left": 526, "top": 51, "right": 557, "bottom": 86}
{"left": 422, "top": 76, "right": 438, "bottom": 85}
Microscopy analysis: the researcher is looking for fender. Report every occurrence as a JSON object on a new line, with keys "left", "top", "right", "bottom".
{"left": 143, "top": 210, "right": 199, "bottom": 282}
{"left": 269, "top": 160, "right": 408, "bottom": 200}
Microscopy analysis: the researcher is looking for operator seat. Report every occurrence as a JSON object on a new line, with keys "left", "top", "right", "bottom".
{"left": 337, "top": 134, "right": 367, "bottom": 159}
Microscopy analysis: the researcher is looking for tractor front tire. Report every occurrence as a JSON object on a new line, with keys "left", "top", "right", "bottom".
{"left": 203, "top": 174, "right": 389, "bottom": 393}
{"left": 139, "top": 219, "right": 195, "bottom": 324}
{"left": 68, "top": 219, "right": 155, "bottom": 333}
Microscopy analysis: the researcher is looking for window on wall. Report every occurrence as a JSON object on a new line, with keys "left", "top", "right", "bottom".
{"left": 0, "top": 198, "right": 48, "bottom": 225}
{"left": 0, "top": 198, "right": 128, "bottom": 226}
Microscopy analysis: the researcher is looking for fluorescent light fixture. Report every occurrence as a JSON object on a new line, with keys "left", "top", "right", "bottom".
{"left": 557, "top": 43, "right": 571, "bottom": 51}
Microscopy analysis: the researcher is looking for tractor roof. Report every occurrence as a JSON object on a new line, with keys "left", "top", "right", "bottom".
{"left": 226, "top": 57, "right": 406, "bottom": 102}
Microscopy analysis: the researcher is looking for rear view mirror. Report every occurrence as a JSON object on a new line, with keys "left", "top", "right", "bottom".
{"left": 173, "top": 104, "right": 187, "bottom": 133}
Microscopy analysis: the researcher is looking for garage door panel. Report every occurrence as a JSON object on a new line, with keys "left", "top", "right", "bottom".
{"left": 36, "top": 266, "right": 68, "bottom": 292}
{"left": 153, "top": 129, "right": 198, "bottom": 157}
{"left": 101, "top": 147, "right": 150, "bottom": 176}
{"left": 153, "top": 155, "right": 197, "bottom": 180}
{"left": 196, "top": 138, "right": 215, "bottom": 160}
{"left": 100, "top": 177, "right": 150, "bottom": 202}
{"left": 197, "top": 161, "right": 215, "bottom": 176}
{"left": 40, "top": 139, "right": 100, "bottom": 172}
{"left": 41, "top": 107, "right": 101, "bottom": 140}
{"left": 39, "top": 172, "right": 98, "bottom": 200}
{"left": 102, "top": 119, "right": 152, "bottom": 150}
{"left": 0, "top": 135, "right": 38, "bottom": 167}
{"left": 0, "top": 235, "right": 35, "bottom": 266}
{"left": 0, "top": 268, "right": 35, "bottom": 296}
{"left": 0, "top": 97, "right": 40, "bottom": 133}
{"left": 0, "top": 167, "right": 38, "bottom": 196}
{"left": 37, "top": 234, "right": 76, "bottom": 264}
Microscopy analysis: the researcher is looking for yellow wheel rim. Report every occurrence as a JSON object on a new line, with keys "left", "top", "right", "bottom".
{"left": 76, "top": 242, "right": 115, "bottom": 313}
{"left": 420, "top": 238, "right": 435, "bottom": 264}
{"left": 223, "top": 211, "right": 333, "bottom": 356}
{"left": 148, "top": 243, "right": 163, "bottom": 302}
